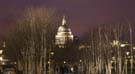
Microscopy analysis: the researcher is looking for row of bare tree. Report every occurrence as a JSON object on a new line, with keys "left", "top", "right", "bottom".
{"left": 6, "top": 7, "right": 59, "bottom": 74}
{"left": 81, "top": 23, "right": 134, "bottom": 74}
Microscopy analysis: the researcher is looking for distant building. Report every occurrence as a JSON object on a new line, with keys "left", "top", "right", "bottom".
{"left": 0, "top": 42, "right": 17, "bottom": 74}
{"left": 55, "top": 16, "right": 74, "bottom": 48}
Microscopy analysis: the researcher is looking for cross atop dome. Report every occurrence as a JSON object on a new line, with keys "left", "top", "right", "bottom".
{"left": 62, "top": 16, "right": 66, "bottom": 25}
{"left": 2, "top": 41, "right": 6, "bottom": 48}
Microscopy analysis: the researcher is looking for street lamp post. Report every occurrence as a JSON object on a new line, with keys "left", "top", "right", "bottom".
{"left": 48, "top": 51, "right": 54, "bottom": 74}
{"left": 0, "top": 57, "right": 2, "bottom": 61}
{"left": 125, "top": 52, "right": 129, "bottom": 74}
{"left": 0, "top": 50, "right": 3, "bottom": 65}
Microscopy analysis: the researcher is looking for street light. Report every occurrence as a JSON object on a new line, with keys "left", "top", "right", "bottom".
{"left": 79, "top": 60, "right": 82, "bottom": 63}
{"left": 120, "top": 44, "right": 126, "bottom": 47}
{"left": 133, "top": 46, "right": 135, "bottom": 50}
{"left": 0, "top": 56, "right": 3, "bottom": 65}
{"left": 64, "top": 61, "right": 66, "bottom": 64}
{"left": 48, "top": 61, "right": 51, "bottom": 64}
{"left": 50, "top": 52, "right": 54, "bottom": 56}
{"left": 125, "top": 52, "right": 129, "bottom": 74}
{"left": 126, "top": 52, "right": 130, "bottom": 56}
{"left": 0, "top": 50, "right": 3, "bottom": 54}
{"left": 0, "top": 57, "right": 3, "bottom": 61}
{"left": 48, "top": 51, "right": 55, "bottom": 74}
{"left": 71, "top": 67, "right": 74, "bottom": 72}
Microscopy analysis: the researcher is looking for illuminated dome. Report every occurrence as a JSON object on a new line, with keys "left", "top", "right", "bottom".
{"left": 55, "top": 16, "right": 74, "bottom": 47}
{"left": 58, "top": 25, "right": 71, "bottom": 32}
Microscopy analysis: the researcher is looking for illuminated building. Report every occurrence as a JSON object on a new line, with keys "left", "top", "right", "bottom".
{"left": 0, "top": 41, "right": 17, "bottom": 74}
{"left": 52, "top": 16, "right": 80, "bottom": 64}
{"left": 55, "top": 16, "right": 74, "bottom": 48}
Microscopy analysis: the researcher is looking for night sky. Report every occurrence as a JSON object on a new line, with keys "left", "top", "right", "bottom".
{"left": 0, "top": 0, "right": 135, "bottom": 38}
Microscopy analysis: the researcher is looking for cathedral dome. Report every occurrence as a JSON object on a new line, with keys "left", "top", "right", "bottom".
{"left": 55, "top": 16, "right": 74, "bottom": 47}
{"left": 58, "top": 25, "right": 71, "bottom": 32}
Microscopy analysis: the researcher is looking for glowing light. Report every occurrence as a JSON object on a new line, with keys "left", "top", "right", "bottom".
{"left": 112, "top": 57, "right": 115, "bottom": 60}
{"left": 80, "top": 60, "right": 82, "bottom": 62}
{"left": 110, "top": 60, "right": 113, "bottom": 64}
{"left": 50, "top": 52, "right": 54, "bottom": 56}
{"left": 2, "top": 62, "right": 5, "bottom": 65}
{"left": 126, "top": 52, "right": 130, "bottom": 56}
{"left": 120, "top": 44, "right": 126, "bottom": 47}
{"left": 14, "top": 62, "right": 17, "bottom": 64}
{"left": 48, "top": 61, "right": 51, "bottom": 64}
{"left": 64, "top": 61, "right": 66, "bottom": 64}
{"left": 71, "top": 67, "right": 74, "bottom": 72}
{"left": 133, "top": 46, "right": 135, "bottom": 50}
{"left": 0, "top": 57, "right": 3, "bottom": 61}
{"left": 0, "top": 50, "right": 3, "bottom": 54}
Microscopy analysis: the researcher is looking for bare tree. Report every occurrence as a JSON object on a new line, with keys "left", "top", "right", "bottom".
{"left": 81, "top": 23, "right": 133, "bottom": 74}
{"left": 6, "top": 7, "right": 58, "bottom": 74}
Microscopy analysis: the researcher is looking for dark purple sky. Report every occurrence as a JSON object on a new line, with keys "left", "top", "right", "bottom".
{"left": 0, "top": 0, "right": 135, "bottom": 37}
